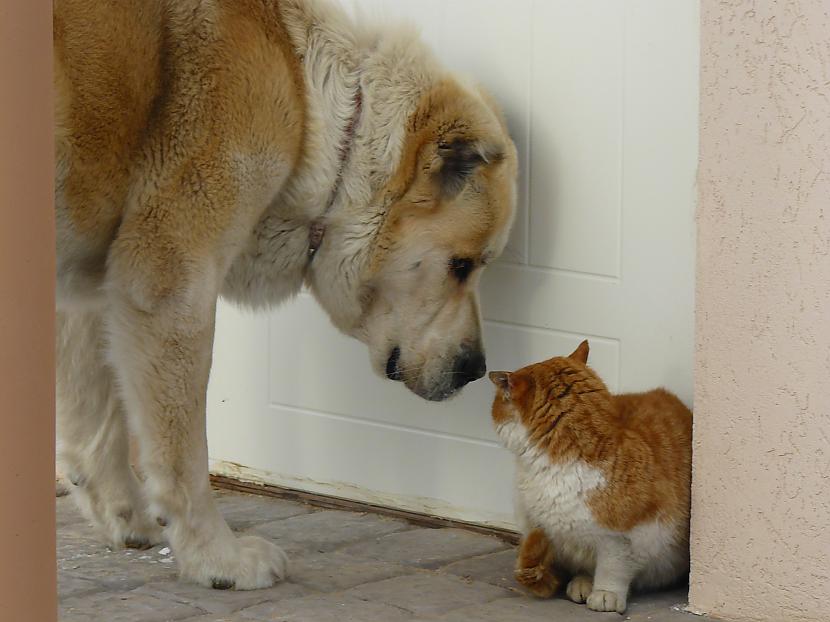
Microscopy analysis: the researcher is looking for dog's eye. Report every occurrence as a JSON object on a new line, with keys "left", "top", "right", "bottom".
{"left": 449, "top": 257, "right": 475, "bottom": 282}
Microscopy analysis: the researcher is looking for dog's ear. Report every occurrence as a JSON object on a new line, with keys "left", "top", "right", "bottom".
{"left": 434, "top": 139, "right": 501, "bottom": 198}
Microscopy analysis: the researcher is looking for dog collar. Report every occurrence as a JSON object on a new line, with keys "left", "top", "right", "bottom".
{"left": 307, "top": 85, "right": 363, "bottom": 262}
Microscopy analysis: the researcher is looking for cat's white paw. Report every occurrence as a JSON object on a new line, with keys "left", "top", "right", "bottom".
{"left": 586, "top": 589, "right": 627, "bottom": 614}
{"left": 180, "top": 534, "right": 289, "bottom": 591}
{"left": 566, "top": 575, "right": 593, "bottom": 603}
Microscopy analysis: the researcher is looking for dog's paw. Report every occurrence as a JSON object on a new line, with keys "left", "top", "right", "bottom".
{"left": 514, "top": 564, "right": 559, "bottom": 598}
{"left": 105, "top": 507, "right": 165, "bottom": 550}
{"left": 56, "top": 476, "right": 71, "bottom": 498}
{"left": 60, "top": 460, "right": 164, "bottom": 550}
{"left": 70, "top": 482, "right": 164, "bottom": 550}
{"left": 586, "top": 589, "right": 626, "bottom": 614}
{"left": 565, "top": 574, "right": 593, "bottom": 603}
{"left": 182, "top": 535, "right": 289, "bottom": 591}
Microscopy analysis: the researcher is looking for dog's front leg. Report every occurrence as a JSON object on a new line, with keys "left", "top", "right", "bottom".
{"left": 57, "top": 310, "right": 163, "bottom": 550}
{"left": 105, "top": 261, "right": 287, "bottom": 590}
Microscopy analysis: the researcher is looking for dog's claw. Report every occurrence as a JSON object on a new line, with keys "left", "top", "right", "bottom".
{"left": 211, "top": 578, "right": 236, "bottom": 590}
{"left": 124, "top": 535, "right": 152, "bottom": 550}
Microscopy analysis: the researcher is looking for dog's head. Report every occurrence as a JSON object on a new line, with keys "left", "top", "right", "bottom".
{"left": 353, "top": 80, "right": 518, "bottom": 401}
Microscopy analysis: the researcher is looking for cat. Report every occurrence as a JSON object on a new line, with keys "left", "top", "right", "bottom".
{"left": 489, "top": 340, "right": 692, "bottom": 614}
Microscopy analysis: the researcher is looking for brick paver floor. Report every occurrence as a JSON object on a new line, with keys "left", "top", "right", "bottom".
{"left": 58, "top": 488, "right": 703, "bottom": 622}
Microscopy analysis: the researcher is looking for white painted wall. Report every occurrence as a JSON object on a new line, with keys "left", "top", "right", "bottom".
{"left": 207, "top": 0, "right": 699, "bottom": 528}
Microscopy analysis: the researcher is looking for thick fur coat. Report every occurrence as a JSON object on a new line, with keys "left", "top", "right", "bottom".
{"left": 490, "top": 342, "right": 692, "bottom": 613}
{"left": 55, "top": 0, "right": 517, "bottom": 589}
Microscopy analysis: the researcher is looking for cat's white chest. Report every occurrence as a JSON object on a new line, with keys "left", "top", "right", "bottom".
{"left": 498, "top": 420, "right": 688, "bottom": 589}
{"left": 511, "top": 442, "right": 607, "bottom": 573}
{"left": 515, "top": 457, "right": 604, "bottom": 532}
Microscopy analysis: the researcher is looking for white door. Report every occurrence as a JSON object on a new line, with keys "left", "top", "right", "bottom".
{"left": 207, "top": 0, "right": 699, "bottom": 529}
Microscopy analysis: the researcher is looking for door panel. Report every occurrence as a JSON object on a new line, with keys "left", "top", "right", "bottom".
{"left": 529, "top": 1, "right": 624, "bottom": 276}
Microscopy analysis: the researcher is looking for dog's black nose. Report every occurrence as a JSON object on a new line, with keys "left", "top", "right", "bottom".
{"left": 453, "top": 348, "right": 486, "bottom": 389}
{"left": 386, "top": 347, "right": 403, "bottom": 381}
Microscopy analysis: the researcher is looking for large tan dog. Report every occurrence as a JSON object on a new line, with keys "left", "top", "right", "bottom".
{"left": 55, "top": 0, "right": 517, "bottom": 589}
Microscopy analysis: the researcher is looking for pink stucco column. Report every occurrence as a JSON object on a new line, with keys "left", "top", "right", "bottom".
{"left": 0, "top": 1, "right": 56, "bottom": 621}
{"left": 692, "top": 2, "right": 830, "bottom": 621}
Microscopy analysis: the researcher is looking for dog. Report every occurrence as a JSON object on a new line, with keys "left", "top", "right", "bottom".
{"left": 54, "top": 0, "right": 517, "bottom": 589}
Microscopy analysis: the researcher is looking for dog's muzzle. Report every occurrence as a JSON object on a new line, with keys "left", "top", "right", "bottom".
{"left": 451, "top": 347, "right": 487, "bottom": 390}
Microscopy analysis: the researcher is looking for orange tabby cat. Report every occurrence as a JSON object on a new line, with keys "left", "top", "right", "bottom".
{"left": 489, "top": 340, "right": 692, "bottom": 614}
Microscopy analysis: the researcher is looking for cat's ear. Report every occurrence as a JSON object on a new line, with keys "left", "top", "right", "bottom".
{"left": 489, "top": 371, "right": 511, "bottom": 397}
{"left": 569, "top": 340, "right": 590, "bottom": 364}
{"left": 490, "top": 371, "right": 532, "bottom": 400}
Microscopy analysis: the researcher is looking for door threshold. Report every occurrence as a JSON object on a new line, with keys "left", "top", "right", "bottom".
{"left": 211, "top": 474, "right": 520, "bottom": 545}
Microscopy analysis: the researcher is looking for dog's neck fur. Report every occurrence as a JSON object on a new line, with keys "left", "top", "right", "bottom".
{"left": 222, "top": 0, "right": 444, "bottom": 335}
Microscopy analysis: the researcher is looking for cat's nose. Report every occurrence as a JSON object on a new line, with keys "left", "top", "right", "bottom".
{"left": 453, "top": 348, "right": 486, "bottom": 389}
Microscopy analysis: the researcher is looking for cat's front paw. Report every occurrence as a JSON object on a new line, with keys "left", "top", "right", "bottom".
{"left": 514, "top": 565, "right": 559, "bottom": 598}
{"left": 566, "top": 574, "right": 593, "bottom": 603}
{"left": 586, "top": 589, "right": 626, "bottom": 614}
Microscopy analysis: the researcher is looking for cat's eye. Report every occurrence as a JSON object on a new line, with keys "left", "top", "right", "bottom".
{"left": 449, "top": 257, "right": 475, "bottom": 282}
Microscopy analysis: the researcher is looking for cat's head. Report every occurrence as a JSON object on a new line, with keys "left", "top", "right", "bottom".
{"left": 488, "top": 340, "right": 612, "bottom": 454}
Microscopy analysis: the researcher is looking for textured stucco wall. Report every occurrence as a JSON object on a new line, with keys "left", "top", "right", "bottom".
{"left": 692, "top": 2, "right": 830, "bottom": 621}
